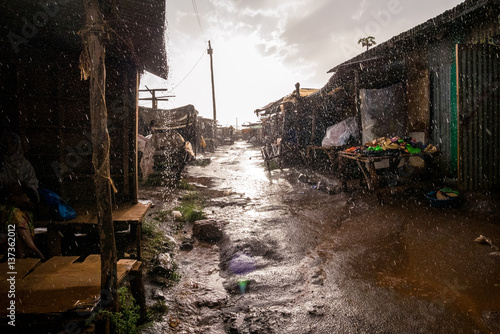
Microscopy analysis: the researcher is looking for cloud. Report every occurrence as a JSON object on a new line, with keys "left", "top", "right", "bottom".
{"left": 153, "top": 0, "right": 466, "bottom": 125}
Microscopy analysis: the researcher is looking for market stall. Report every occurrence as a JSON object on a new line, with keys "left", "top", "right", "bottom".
{"left": 338, "top": 136, "right": 439, "bottom": 198}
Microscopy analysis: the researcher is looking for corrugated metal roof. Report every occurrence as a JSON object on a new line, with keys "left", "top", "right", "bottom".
{"left": 328, "top": 0, "right": 496, "bottom": 73}
{"left": 0, "top": 0, "right": 168, "bottom": 79}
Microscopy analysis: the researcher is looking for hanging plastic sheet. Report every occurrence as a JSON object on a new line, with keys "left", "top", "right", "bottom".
{"left": 359, "top": 83, "right": 406, "bottom": 144}
{"left": 321, "top": 117, "right": 359, "bottom": 147}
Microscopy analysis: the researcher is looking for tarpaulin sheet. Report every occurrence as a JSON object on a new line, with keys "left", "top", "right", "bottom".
{"left": 359, "top": 83, "right": 406, "bottom": 144}
{"left": 321, "top": 117, "right": 359, "bottom": 147}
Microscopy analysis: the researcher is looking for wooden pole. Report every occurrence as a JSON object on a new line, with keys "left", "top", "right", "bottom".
{"left": 81, "top": 0, "right": 118, "bottom": 315}
{"left": 208, "top": 40, "right": 217, "bottom": 141}
{"left": 354, "top": 69, "right": 362, "bottom": 143}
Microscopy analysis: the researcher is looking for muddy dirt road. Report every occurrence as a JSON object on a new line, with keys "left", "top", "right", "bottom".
{"left": 141, "top": 140, "right": 500, "bottom": 334}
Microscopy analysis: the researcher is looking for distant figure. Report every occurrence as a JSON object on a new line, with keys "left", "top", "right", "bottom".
{"left": 144, "top": 119, "right": 156, "bottom": 136}
{"left": 0, "top": 132, "right": 45, "bottom": 260}
{"left": 200, "top": 136, "right": 207, "bottom": 153}
{"left": 185, "top": 141, "right": 195, "bottom": 162}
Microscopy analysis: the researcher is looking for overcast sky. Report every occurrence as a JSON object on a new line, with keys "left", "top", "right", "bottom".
{"left": 140, "top": 0, "right": 465, "bottom": 127}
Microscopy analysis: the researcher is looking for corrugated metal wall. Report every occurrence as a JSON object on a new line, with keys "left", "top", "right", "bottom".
{"left": 458, "top": 44, "right": 500, "bottom": 190}
{"left": 429, "top": 41, "right": 458, "bottom": 176}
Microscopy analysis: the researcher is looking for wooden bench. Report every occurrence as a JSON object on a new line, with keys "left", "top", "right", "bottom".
{"left": 0, "top": 255, "right": 145, "bottom": 328}
{"left": 36, "top": 203, "right": 151, "bottom": 260}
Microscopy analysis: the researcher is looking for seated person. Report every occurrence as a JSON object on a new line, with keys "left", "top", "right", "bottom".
{"left": 0, "top": 131, "right": 45, "bottom": 261}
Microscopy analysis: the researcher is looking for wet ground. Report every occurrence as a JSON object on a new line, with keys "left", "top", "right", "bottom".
{"left": 140, "top": 140, "right": 500, "bottom": 334}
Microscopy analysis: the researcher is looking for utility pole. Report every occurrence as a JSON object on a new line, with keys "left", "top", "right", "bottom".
{"left": 208, "top": 40, "right": 217, "bottom": 142}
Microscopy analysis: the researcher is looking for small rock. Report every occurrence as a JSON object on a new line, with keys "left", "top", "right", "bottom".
{"left": 193, "top": 219, "right": 223, "bottom": 242}
{"left": 180, "top": 238, "right": 194, "bottom": 250}
{"left": 152, "top": 289, "right": 166, "bottom": 300}
{"left": 306, "top": 303, "right": 326, "bottom": 316}
{"left": 151, "top": 253, "right": 173, "bottom": 276}
{"left": 172, "top": 210, "right": 182, "bottom": 218}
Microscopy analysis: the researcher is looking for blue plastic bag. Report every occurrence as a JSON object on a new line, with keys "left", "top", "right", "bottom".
{"left": 38, "top": 188, "right": 77, "bottom": 221}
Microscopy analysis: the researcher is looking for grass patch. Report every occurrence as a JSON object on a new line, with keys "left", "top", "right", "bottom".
{"left": 142, "top": 210, "right": 171, "bottom": 261}
{"left": 192, "top": 158, "right": 211, "bottom": 167}
{"left": 150, "top": 299, "right": 168, "bottom": 314}
{"left": 178, "top": 179, "right": 196, "bottom": 191}
{"left": 181, "top": 191, "right": 204, "bottom": 203}
{"left": 86, "top": 287, "right": 140, "bottom": 334}
{"left": 153, "top": 210, "right": 170, "bottom": 222}
{"left": 172, "top": 191, "right": 207, "bottom": 226}
{"left": 182, "top": 203, "right": 206, "bottom": 223}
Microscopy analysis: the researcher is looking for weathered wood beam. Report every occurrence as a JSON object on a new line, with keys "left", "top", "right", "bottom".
{"left": 81, "top": 0, "right": 118, "bottom": 316}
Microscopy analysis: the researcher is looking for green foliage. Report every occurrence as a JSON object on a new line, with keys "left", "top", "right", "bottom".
{"left": 142, "top": 210, "right": 171, "bottom": 260}
{"left": 153, "top": 210, "right": 170, "bottom": 222}
{"left": 358, "top": 36, "right": 376, "bottom": 50}
{"left": 86, "top": 287, "right": 140, "bottom": 334}
{"left": 171, "top": 191, "right": 207, "bottom": 226}
{"left": 142, "top": 219, "right": 158, "bottom": 238}
{"left": 150, "top": 299, "right": 168, "bottom": 314}
{"left": 178, "top": 179, "right": 196, "bottom": 190}
{"left": 175, "top": 201, "right": 206, "bottom": 223}
{"left": 181, "top": 191, "right": 204, "bottom": 203}
{"left": 192, "top": 158, "right": 212, "bottom": 167}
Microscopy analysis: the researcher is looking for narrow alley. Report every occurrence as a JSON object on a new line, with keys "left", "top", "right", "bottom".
{"left": 141, "top": 141, "right": 500, "bottom": 334}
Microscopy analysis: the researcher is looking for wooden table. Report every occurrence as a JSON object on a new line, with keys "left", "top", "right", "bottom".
{"left": 338, "top": 151, "right": 407, "bottom": 191}
{"left": 37, "top": 203, "right": 151, "bottom": 260}
{"left": 0, "top": 255, "right": 144, "bottom": 323}
{"left": 337, "top": 150, "right": 438, "bottom": 203}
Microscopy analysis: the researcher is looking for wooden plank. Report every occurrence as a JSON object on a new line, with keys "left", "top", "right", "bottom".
{"left": 83, "top": 254, "right": 102, "bottom": 264}
{"left": 0, "top": 258, "right": 41, "bottom": 313}
{"left": 26, "top": 256, "right": 80, "bottom": 277}
{"left": 112, "top": 203, "right": 150, "bottom": 223}
{"left": 52, "top": 203, "right": 150, "bottom": 226}
{"left": 0, "top": 256, "right": 139, "bottom": 316}
{"left": 0, "top": 258, "right": 40, "bottom": 279}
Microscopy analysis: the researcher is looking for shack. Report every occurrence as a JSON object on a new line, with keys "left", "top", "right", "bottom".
{"left": 138, "top": 105, "right": 197, "bottom": 182}
{"left": 0, "top": 0, "right": 167, "bottom": 330}
{"left": 196, "top": 116, "right": 216, "bottom": 152}
{"left": 139, "top": 104, "right": 198, "bottom": 145}
{"left": 327, "top": 0, "right": 500, "bottom": 191}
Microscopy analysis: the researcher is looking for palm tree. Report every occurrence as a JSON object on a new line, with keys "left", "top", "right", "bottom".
{"left": 358, "top": 36, "right": 376, "bottom": 51}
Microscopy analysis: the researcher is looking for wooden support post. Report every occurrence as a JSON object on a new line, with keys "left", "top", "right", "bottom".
{"left": 133, "top": 71, "right": 139, "bottom": 202}
{"left": 354, "top": 69, "right": 362, "bottom": 143}
{"left": 129, "top": 262, "right": 147, "bottom": 321}
{"left": 310, "top": 109, "right": 317, "bottom": 145}
{"left": 81, "top": 0, "right": 118, "bottom": 319}
{"left": 123, "top": 72, "right": 130, "bottom": 196}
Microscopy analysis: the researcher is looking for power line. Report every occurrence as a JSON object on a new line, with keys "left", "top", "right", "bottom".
{"left": 170, "top": 49, "right": 206, "bottom": 92}
{"left": 192, "top": 0, "right": 204, "bottom": 37}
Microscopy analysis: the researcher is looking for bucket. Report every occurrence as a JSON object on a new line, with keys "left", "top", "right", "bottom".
{"left": 425, "top": 191, "right": 459, "bottom": 207}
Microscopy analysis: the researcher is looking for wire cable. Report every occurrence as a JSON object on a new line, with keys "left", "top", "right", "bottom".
{"left": 170, "top": 48, "right": 206, "bottom": 92}
{"left": 192, "top": 0, "right": 205, "bottom": 37}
